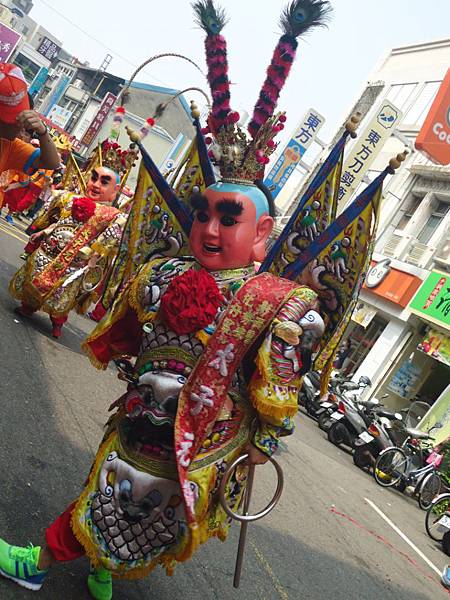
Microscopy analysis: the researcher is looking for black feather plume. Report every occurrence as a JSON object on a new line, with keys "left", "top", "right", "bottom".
{"left": 192, "top": 0, "right": 228, "bottom": 36}
{"left": 280, "top": 0, "right": 332, "bottom": 38}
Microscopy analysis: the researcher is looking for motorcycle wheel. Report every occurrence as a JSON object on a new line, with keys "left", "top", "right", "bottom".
{"left": 353, "top": 446, "right": 371, "bottom": 469}
{"left": 443, "top": 531, "right": 450, "bottom": 556}
{"left": 318, "top": 412, "right": 331, "bottom": 431}
{"left": 327, "top": 421, "right": 347, "bottom": 446}
{"left": 426, "top": 494, "right": 450, "bottom": 541}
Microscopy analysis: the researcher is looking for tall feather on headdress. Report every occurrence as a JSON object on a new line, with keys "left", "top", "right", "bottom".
{"left": 192, "top": 0, "right": 230, "bottom": 134}
{"left": 248, "top": 0, "right": 332, "bottom": 138}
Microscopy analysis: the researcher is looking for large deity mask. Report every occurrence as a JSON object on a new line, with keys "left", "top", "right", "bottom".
{"left": 189, "top": 183, "right": 274, "bottom": 270}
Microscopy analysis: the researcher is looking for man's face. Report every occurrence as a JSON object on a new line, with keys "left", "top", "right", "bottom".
{"left": 189, "top": 188, "right": 270, "bottom": 270}
{"left": 86, "top": 166, "right": 118, "bottom": 203}
{"left": 0, "top": 119, "right": 21, "bottom": 140}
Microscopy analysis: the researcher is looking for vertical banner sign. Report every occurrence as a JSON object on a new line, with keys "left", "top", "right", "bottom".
{"left": 264, "top": 108, "right": 325, "bottom": 199}
{"left": 80, "top": 92, "right": 117, "bottom": 147}
{"left": 338, "top": 100, "right": 402, "bottom": 206}
{"left": 29, "top": 66, "right": 49, "bottom": 96}
{"left": 160, "top": 133, "right": 189, "bottom": 176}
{"left": 0, "top": 23, "right": 21, "bottom": 63}
{"left": 40, "top": 75, "right": 70, "bottom": 116}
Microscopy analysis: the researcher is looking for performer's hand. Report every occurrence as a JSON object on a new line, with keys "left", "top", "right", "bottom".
{"left": 30, "top": 230, "right": 45, "bottom": 243}
{"left": 16, "top": 110, "right": 47, "bottom": 136}
{"left": 245, "top": 444, "right": 270, "bottom": 465}
{"left": 88, "top": 253, "right": 100, "bottom": 269}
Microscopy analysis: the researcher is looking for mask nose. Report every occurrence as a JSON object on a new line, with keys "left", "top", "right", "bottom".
{"left": 203, "top": 216, "right": 220, "bottom": 238}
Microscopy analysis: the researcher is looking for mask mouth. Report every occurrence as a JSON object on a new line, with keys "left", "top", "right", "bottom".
{"left": 203, "top": 243, "right": 221, "bottom": 253}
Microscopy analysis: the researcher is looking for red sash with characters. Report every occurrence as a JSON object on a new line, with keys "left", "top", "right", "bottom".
{"left": 174, "top": 272, "right": 304, "bottom": 526}
{"left": 31, "top": 204, "right": 119, "bottom": 301}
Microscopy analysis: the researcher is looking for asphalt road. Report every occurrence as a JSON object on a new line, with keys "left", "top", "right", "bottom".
{"left": 0, "top": 216, "right": 446, "bottom": 600}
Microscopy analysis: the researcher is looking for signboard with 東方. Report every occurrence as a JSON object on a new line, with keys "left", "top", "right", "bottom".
{"left": 415, "top": 68, "right": 450, "bottom": 166}
{"left": 263, "top": 108, "right": 325, "bottom": 200}
{"left": 0, "top": 23, "right": 21, "bottom": 63}
{"left": 80, "top": 92, "right": 117, "bottom": 148}
{"left": 338, "top": 99, "right": 402, "bottom": 206}
{"left": 37, "top": 36, "right": 61, "bottom": 61}
{"left": 409, "top": 270, "right": 450, "bottom": 330}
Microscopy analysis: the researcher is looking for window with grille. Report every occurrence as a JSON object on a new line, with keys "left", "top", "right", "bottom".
{"left": 403, "top": 81, "right": 441, "bottom": 126}
{"left": 386, "top": 83, "right": 417, "bottom": 111}
{"left": 396, "top": 194, "right": 423, "bottom": 230}
{"left": 417, "top": 200, "right": 449, "bottom": 244}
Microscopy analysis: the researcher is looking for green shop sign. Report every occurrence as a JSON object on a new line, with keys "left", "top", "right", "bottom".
{"left": 409, "top": 270, "right": 450, "bottom": 330}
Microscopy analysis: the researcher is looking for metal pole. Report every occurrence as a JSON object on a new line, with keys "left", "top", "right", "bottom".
{"left": 233, "top": 463, "right": 255, "bottom": 588}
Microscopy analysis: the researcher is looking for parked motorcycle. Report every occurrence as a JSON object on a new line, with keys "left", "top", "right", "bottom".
{"left": 326, "top": 376, "right": 373, "bottom": 448}
{"left": 352, "top": 397, "right": 403, "bottom": 469}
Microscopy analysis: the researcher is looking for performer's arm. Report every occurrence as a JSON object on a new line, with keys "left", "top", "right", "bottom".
{"left": 16, "top": 111, "right": 60, "bottom": 170}
{"left": 248, "top": 290, "right": 325, "bottom": 459}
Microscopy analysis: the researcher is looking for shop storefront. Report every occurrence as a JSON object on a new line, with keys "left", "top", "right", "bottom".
{"left": 342, "top": 261, "right": 422, "bottom": 395}
{"left": 374, "top": 270, "right": 450, "bottom": 411}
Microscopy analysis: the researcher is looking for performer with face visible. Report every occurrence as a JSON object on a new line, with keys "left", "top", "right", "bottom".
{"left": 0, "top": 3, "right": 366, "bottom": 600}
{"left": 9, "top": 163, "right": 128, "bottom": 338}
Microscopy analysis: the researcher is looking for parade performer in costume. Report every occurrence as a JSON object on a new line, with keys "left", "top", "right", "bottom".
{"left": 9, "top": 161, "right": 128, "bottom": 338}
{"left": 0, "top": 2, "right": 405, "bottom": 599}
{"left": 0, "top": 64, "right": 60, "bottom": 176}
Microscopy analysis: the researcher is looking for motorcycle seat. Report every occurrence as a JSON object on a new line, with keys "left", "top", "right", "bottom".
{"left": 377, "top": 410, "right": 397, "bottom": 420}
{"left": 405, "top": 427, "right": 433, "bottom": 440}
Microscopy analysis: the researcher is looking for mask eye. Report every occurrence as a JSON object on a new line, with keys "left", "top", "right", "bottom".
{"left": 220, "top": 215, "right": 237, "bottom": 227}
{"left": 196, "top": 211, "right": 208, "bottom": 223}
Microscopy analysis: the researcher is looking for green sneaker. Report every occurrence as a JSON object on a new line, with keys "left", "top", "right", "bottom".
{"left": 0, "top": 538, "right": 48, "bottom": 590}
{"left": 87, "top": 564, "right": 113, "bottom": 600}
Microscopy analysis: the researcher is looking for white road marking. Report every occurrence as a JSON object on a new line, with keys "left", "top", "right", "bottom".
{"left": 364, "top": 497, "right": 441, "bottom": 576}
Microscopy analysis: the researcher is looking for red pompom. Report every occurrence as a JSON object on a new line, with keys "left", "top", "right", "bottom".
{"left": 263, "top": 156, "right": 270, "bottom": 164}
{"left": 226, "top": 111, "right": 240, "bottom": 124}
{"left": 267, "top": 139, "right": 276, "bottom": 149}
{"left": 112, "top": 143, "right": 119, "bottom": 149}
{"left": 201, "top": 127, "right": 210, "bottom": 135}
{"left": 255, "top": 149, "right": 265, "bottom": 159}
{"left": 146, "top": 117, "right": 155, "bottom": 126}
{"left": 71, "top": 197, "right": 96, "bottom": 223}
{"left": 279, "top": 114, "right": 287, "bottom": 123}
{"left": 160, "top": 268, "right": 224, "bottom": 335}
{"left": 116, "top": 106, "right": 126, "bottom": 114}
{"left": 204, "top": 136, "right": 213, "bottom": 145}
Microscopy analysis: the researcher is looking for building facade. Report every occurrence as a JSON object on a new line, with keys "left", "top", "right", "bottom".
{"left": 334, "top": 39, "right": 450, "bottom": 412}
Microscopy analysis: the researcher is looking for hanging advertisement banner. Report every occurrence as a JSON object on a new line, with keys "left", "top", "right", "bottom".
{"left": 338, "top": 99, "right": 402, "bottom": 206}
{"left": 29, "top": 66, "right": 49, "bottom": 97}
{"left": 80, "top": 92, "right": 117, "bottom": 148}
{"left": 48, "top": 104, "right": 72, "bottom": 129}
{"left": 351, "top": 300, "right": 377, "bottom": 329}
{"left": 417, "top": 327, "right": 450, "bottom": 366}
{"left": 40, "top": 75, "right": 70, "bottom": 116}
{"left": 387, "top": 360, "right": 421, "bottom": 399}
{"left": 264, "top": 108, "right": 325, "bottom": 199}
{"left": 0, "top": 23, "right": 21, "bottom": 63}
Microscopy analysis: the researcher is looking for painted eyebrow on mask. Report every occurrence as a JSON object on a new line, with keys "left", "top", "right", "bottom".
{"left": 190, "top": 193, "right": 208, "bottom": 211}
{"left": 216, "top": 198, "right": 243, "bottom": 216}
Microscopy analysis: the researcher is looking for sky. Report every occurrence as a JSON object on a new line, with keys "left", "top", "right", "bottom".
{"left": 30, "top": 0, "right": 450, "bottom": 143}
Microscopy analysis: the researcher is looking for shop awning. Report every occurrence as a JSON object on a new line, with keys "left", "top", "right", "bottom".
{"left": 363, "top": 261, "right": 422, "bottom": 307}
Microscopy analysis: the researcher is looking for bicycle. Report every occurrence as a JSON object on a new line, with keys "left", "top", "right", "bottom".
{"left": 373, "top": 428, "right": 435, "bottom": 507}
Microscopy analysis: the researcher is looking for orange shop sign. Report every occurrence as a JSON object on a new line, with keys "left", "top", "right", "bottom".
{"left": 363, "top": 261, "right": 422, "bottom": 307}
{"left": 415, "top": 69, "right": 450, "bottom": 166}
